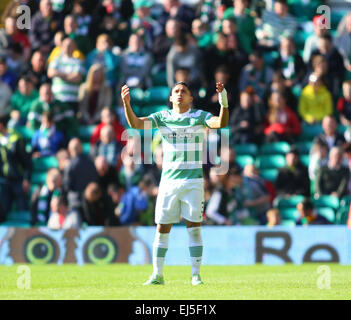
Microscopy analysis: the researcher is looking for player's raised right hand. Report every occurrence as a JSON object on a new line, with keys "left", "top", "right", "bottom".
{"left": 121, "top": 85, "right": 130, "bottom": 104}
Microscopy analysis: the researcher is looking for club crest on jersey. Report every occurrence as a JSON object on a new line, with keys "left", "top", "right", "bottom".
{"left": 168, "top": 128, "right": 193, "bottom": 139}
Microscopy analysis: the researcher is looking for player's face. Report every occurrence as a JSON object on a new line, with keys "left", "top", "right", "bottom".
{"left": 170, "top": 84, "right": 193, "bottom": 108}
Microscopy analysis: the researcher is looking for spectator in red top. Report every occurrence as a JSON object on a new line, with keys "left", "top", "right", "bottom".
{"left": 263, "top": 91, "right": 301, "bottom": 143}
{"left": 90, "top": 106, "right": 127, "bottom": 147}
{"left": 337, "top": 80, "right": 351, "bottom": 126}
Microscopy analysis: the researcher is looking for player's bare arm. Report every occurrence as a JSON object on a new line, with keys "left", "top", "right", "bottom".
{"left": 206, "top": 82, "right": 229, "bottom": 129}
{"left": 121, "top": 85, "right": 151, "bottom": 130}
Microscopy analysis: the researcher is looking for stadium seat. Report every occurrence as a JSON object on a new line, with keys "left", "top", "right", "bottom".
{"left": 259, "top": 168, "right": 279, "bottom": 182}
{"left": 256, "top": 155, "right": 286, "bottom": 170}
{"left": 233, "top": 144, "right": 258, "bottom": 157}
{"left": 82, "top": 142, "right": 91, "bottom": 154}
{"left": 78, "top": 125, "right": 95, "bottom": 142}
{"left": 144, "top": 86, "right": 170, "bottom": 106}
{"left": 300, "top": 154, "right": 309, "bottom": 167}
{"left": 281, "top": 220, "right": 296, "bottom": 227}
{"left": 140, "top": 105, "right": 169, "bottom": 117}
{"left": 0, "top": 221, "right": 31, "bottom": 227}
{"left": 337, "top": 125, "right": 347, "bottom": 135}
{"left": 297, "top": 123, "right": 323, "bottom": 141}
{"left": 129, "top": 87, "right": 145, "bottom": 105}
{"left": 279, "top": 208, "right": 301, "bottom": 221}
{"left": 31, "top": 172, "right": 47, "bottom": 185}
{"left": 6, "top": 211, "right": 31, "bottom": 222}
{"left": 317, "top": 207, "right": 336, "bottom": 224}
{"left": 151, "top": 70, "right": 168, "bottom": 86}
{"left": 260, "top": 142, "right": 290, "bottom": 155}
{"left": 294, "top": 141, "right": 313, "bottom": 155}
{"left": 32, "top": 156, "right": 58, "bottom": 172}
{"left": 311, "top": 195, "right": 340, "bottom": 211}
{"left": 275, "top": 195, "right": 306, "bottom": 209}
{"left": 236, "top": 155, "right": 254, "bottom": 168}
{"left": 16, "top": 126, "right": 34, "bottom": 142}
{"left": 336, "top": 207, "right": 350, "bottom": 225}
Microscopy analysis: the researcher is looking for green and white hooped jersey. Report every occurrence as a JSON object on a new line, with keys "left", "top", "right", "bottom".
{"left": 148, "top": 108, "right": 213, "bottom": 182}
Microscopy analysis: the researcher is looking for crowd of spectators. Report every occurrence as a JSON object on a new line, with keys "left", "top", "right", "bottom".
{"left": 0, "top": 0, "right": 351, "bottom": 228}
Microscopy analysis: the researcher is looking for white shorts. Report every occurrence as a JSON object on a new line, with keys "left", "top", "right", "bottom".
{"left": 155, "top": 179, "right": 205, "bottom": 225}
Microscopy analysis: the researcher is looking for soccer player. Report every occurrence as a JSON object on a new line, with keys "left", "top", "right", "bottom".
{"left": 121, "top": 81, "right": 229, "bottom": 286}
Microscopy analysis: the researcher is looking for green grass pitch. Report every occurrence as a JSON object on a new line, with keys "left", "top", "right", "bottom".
{"left": 0, "top": 264, "right": 350, "bottom": 300}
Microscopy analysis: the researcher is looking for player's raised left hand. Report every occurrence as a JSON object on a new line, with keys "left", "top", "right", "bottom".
{"left": 216, "top": 82, "right": 224, "bottom": 93}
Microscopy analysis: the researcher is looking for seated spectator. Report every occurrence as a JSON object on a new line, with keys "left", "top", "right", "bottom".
{"left": 115, "top": 174, "right": 153, "bottom": 226}
{"left": 310, "top": 33, "right": 345, "bottom": 98}
{"left": 92, "top": 124, "right": 123, "bottom": 167}
{"left": 315, "top": 146, "right": 350, "bottom": 199}
{"left": 167, "top": 32, "right": 202, "bottom": 88}
{"left": 63, "top": 14, "right": 93, "bottom": 56}
{"left": 9, "top": 75, "right": 38, "bottom": 127}
{"left": 152, "top": 18, "right": 181, "bottom": 72}
{"left": 47, "top": 31, "right": 85, "bottom": 64}
{"left": 242, "top": 163, "right": 271, "bottom": 225}
{"left": 0, "top": 55, "right": 17, "bottom": 90}
{"left": 335, "top": 13, "right": 351, "bottom": 76}
{"left": 47, "top": 37, "right": 85, "bottom": 113}
{"left": 130, "top": 0, "right": 162, "bottom": 51}
{"left": 29, "top": 0, "right": 62, "bottom": 54}
{"left": 56, "top": 148, "right": 70, "bottom": 174}
{"left": 119, "top": 33, "right": 153, "bottom": 89}
{"left": 204, "top": 65, "right": 235, "bottom": 114}
{"left": 0, "top": 114, "right": 31, "bottom": 222}
{"left": 256, "top": 0, "right": 297, "bottom": 50}
{"left": 95, "top": 155, "right": 120, "bottom": 195}
{"left": 78, "top": 63, "right": 112, "bottom": 125}
{"left": 191, "top": 18, "right": 213, "bottom": 49}
{"left": 30, "top": 168, "right": 62, "bottom": 226}
{"left": 296, "top": 198, "right": 332, "bottom": 225}
{"left": 62, "top": 138, "right": 99, "bottom": 211}
{"left": 266, "top": 208, "right": 281, "bottom": 227}
{"left": 78, "top": 182, "right": 115, "bottom": 226}
{"left": 72, "top": 0, "right": 92, "bottom": 36}
{"left": 0, "top": 72, "right": 12, "bottom": 116}
{"left": 27, "top": 83, "right": 77, "bottom": 138}
{"left": 7, "top": 42, "right": 27, "bottom": 78}
{"left": 239, "top": 50, "right": 274, "bottom": 98}
{"left": 303, "top": 15, "right": 329, "bottom": 64}
{"left": 274, "top": 36, "right": 305, "bottom": 88}
{"left": 342, "top": 143, "right": 351, "bottom": 194}
{"left": 308, "top": 139, "right": 329, "bottom": 181}
{"left": 263, "top": 91, "right": 301, "bottom": 143}
{"left": 106, "top": 183, "right": 124, "bottom": 226}
{"left": 222, "top": 0, "right": 256, "bottom": 54}
{"left": 276, "top": 146, "right": 310, "bottom": 197}
{"left": 26, "top": 50, "right": 50, "bottom": 89}
{"left": 205, "top": 167, "right": 237, "bottom": 225}
{"left": 47, "top": 193, "right": 68, "bottom": 230}
{"left": 85, "top": 34, "right": 120, "bottom": 88}
{"left": 229, "top": 88, "right": 263, "bottom": 144}
{"left": 298, "top": 73, "right": 333, "bottom": 124}
{"left": 337, "top": 80, "right": 351, "bottom": 127}
{"left": 91, "top": 106, "right": 126, "bottom": 147}
{"left": 313, "top": 116, "right": 345, "bottom": 151}
{"left": 118, "top": 136, "right": 144, "bottom": 190}
{"left": 31, "top": 111, "right": 65, "bottom": 158}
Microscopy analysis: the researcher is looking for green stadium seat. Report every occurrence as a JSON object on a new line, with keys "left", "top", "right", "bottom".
{"left": 294, "top": 141, "right": 313, "bottom": 154}
{"left": 129, "top": 88, "right": 145, "bottom": 105}
{"left": 78, "top": 125, "right": 95, "bottom": 142}
{"left": 260, "top": 142, "right": 290, "bottom": 155}
{"left": 317, "top": 207, "right": 336, "bottom": 223}
{"left": 82, "top": 142, "right": 91, "bottom": 154}
{"left": 256, "top": 155, "right": 286, "bottom": 170}
{"left": 297, "top": 123, "right": 323, "bottom": 141}
{"left": 140, "top": 105, "right": 169, "bottom": 117}
{"left": 275, "top": 195, "right": 306, "bottom": 209}
{"left": 6, "top": 211, "right": 31, "bottom": 222}
{"left": 236, "top": 155, "right": 254, "bottom": 168}
{"left": 311, "top": 195, "right": 340, "bottom": 211}
{"left": 16, "top": 126, "right": 35, "bottom": 142}
{"left": 0, "top": 221, "right": 31, "bottom": 227}
{"left": 279, "top": 208, "right": 301, "bottom": 221}
{"left": 31, "top": 172, "right": 47, "bottom": 185}
{"left": 32, "top": 156, "right": 59, "bottom": 172}
{"left": 300, "top": 154, "right": 310, "bottom": 167}
{"left": 151, "top": 71, "right": 168, "bottom": 86}
{"left": 233, "top": 144, "right": 258, "bottom": 157}
{"left": 331, "top": 10, "right": 349, "bottom": 29}
{"left": 144, "top": 86, "right": 170, "bottom": 106}
{"left": 281, "top": 220, "right": 296, "bottom": 227}
{"left": 336, "top": 207, "right": 349, "bottom": 225}
{"left": 260, "top": 168, "right": 279, "bottom": 182}
{"left": 337, "top": 125, "right": 347, "bottom": 135}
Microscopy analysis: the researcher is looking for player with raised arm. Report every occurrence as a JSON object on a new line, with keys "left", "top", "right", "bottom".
{"left": 121, "top": 81, "right": 229, "bottom": 286}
